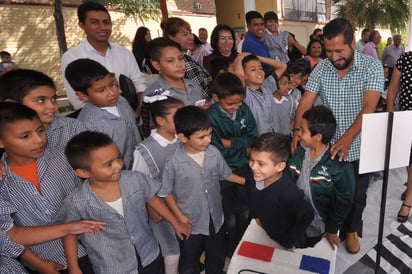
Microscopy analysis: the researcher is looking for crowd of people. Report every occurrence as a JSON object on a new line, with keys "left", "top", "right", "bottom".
{"left": 0, "top": 2, "right": 409, "bottom": 273}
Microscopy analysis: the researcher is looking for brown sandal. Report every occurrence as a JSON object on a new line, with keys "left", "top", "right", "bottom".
{"left": 398, "top": 203, "right": 411, "bottom": 223}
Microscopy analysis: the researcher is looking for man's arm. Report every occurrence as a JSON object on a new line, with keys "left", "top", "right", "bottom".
{"left": 386, "top": 67, "right": 401, "bottom": 112}
{"left": 291, "top": 91, "right": 318, "bottom": 152}
{"left": 330, "top": 90, "right": 381, "bottom": 161}
{"left": 287, "top": 35, "right": 307, "bottom": 55}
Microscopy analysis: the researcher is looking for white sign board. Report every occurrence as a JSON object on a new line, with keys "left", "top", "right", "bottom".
{"left": 359, "top": 111, "right": 412, "bottom": 174}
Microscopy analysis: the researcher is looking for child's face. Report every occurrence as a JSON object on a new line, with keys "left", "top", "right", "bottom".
{"left": 152, "top": 46, "right": 186, "bottom": 82}
{"left": 249, "top": 150, "right": 284, "bottom": 185}
{"left": 82, "top": 74, "right": 120, "bottom": 108}
{"left": 0, "top": 118, "right": 46, "bottom": 166}
{"left": 289, "top": 73, "right": 302, "bottom": 89}
{"left": 213, "top": 94, "right": 244, "bottom": 118}
{"left": 157, "top": 105, "right": 183, "bottom": 135}
{"left": 244, "top": 60, "right": 265, "bottom": 88}
{"left": 179, "top": 127, "right": 212, "bottom": 154}
{"left": 298, "top": 118, "right": 318, "bottom": 148}
{"left": 275, "top": 76, "right": 290, "bottom": 97}
{"left": 78, "top": 143, "right": 123, "bottom": 184}
{"left": 170, "top": 27, "right": 194, "bottom": 51}
{"left": 22, "top": 86, "right": 58, "bottom": 127}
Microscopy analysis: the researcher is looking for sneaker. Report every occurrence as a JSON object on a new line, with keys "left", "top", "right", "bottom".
{"left": 345, "top": 232, "right": 360, "bottom": 254}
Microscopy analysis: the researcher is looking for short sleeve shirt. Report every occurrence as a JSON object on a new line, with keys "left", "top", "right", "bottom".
{"left": 306, "top": 50, "right": 384, "bottom": 161}
{"left": 395, "top": 51, "right": 412, "bottom": 111}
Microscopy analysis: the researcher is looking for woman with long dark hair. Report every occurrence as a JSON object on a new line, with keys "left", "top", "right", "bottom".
{"left": 132, "top": 26, "right": 157, "bottom": 74}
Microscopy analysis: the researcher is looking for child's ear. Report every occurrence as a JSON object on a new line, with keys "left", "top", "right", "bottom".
{"left": 151, "top": 60, "right": 161, "bottom": 72}
{"left": 276, "top": 161, "right": 287, "bottom": 173}
{"left": 155, "top": 116, "right": 165, "bottom": 127}
{"left": 177, "top": 133, "right": 188, "bottom": 143}
{"left": 211, "top": 94, "right": 220, "bottom": 102}
{"left": 74, "top": 168, "right": 90, "bottom": 179}
{"left": 75, "top": 91, "right": 88, "bottom": 101}
{"left": 0, "top": 139, "right": 4, "bottom": 149}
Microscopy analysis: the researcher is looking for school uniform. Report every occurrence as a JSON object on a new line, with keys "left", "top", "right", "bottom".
{"left": 0, "top": 150, "right": 86, "bottom": 266}
{"left": 0, "top": 200, "right": 27, "bottom": 274}
{"left": 46, "top": 116, "right": 89, "bottom": 151}
{"left": 144, "top": 76, "right": 205, "bottom": 106}
{"left": 159, "top": 143, "right": 232, "bottom": 274}
{"left": 78, "top": 96, "right": 141, "bottom": 170}
{"left": 58, "top": 171, "right": 162, "bottom": 274}
{"left": 133, "top": 131, "right": 180, "bottom": 257}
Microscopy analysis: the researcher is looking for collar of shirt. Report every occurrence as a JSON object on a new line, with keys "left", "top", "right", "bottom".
{"left": 84, "top": 39, "right": 112, "bottom": 56}
{"left": 218, "top": 104, "right": 237, "bottom": 120}
{"left": 273, "top": 95, "right": 288, "bottom": 104}
{"left": 150, "top": 130, "right": 178, "bottom": 147}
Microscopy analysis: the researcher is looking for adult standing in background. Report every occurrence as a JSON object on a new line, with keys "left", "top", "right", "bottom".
{"left": 355, "top": 28, "right": 370, "bottom": 53}
{"left": 291, "top": 18, "right": 384, "bottom": 255}
{"left": 362, "top": 30, "right": 381, "bottom": 59}
{"left": 382, "top": 34, "right": 404, "bottom": 83}
{"left": 386, "top": 51, "right": 412, "bottom": 223}
{"left": 198, "top": 27, "right": 213, "bottom": 53}
{"left": 203, "top": 24, "right": 238, "bottom": 75}
{"left": 61, "top": 2, "right": 146, "bottom": 112}
{"left": 132, "top": 26, "right": 158, "bottom": 75}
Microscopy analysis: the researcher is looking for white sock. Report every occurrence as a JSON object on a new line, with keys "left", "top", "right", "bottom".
{"left": 164, "top": 253, "right": 180, "bottom": 274}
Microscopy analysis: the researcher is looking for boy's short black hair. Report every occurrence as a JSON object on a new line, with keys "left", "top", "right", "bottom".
{"left": 0, "top": 51, "right": 11, "bottom": 59}
{"left": 77, "top": 1, "right": 110, "bottom": 24}
{"left": 213, "top": 72, "right": 244, "bottom": 98}
{"left": 286, "top": 60, "right": 304, "bottom": 76}
{"left": 251, "top": 132, "right": 290, "bottom": 164}
{"left": 149, "top": 37, "right": 182, "bottom": 62}
{"left": 302, "top": 105, "right": 336, "bottom": 144}
{"left": 0, "top": 69, "right": 56, "bottom": 103}
{"left": 65, "top": 131, "right": 114, "bottom": 171}
{"left": 241, "top": 54, "right": 260, "bottom": 70}
{"left": 0, "top": 102, "right": 39, "bottom": 137}
{"left": 245, "top": 10, "right": 263, "bottom": 25}
{"left": 263, "top": 11, "right": 278, "bottom": 23}
{"left": 65, "top": 59, "right": 111, "bottom": 94}
{"left": 174, "top": 106, "right": 211, "bottom": 138}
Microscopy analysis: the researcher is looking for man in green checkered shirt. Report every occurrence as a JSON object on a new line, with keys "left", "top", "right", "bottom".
{"left": 291, "top": 18, "right": 384, "bottom": 254}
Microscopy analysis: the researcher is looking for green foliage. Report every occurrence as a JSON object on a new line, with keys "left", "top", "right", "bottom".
{"left": 107, "top": 0, "right": 161, "bottom": 21}
{"left": 335, "top": 0, "right": 410, "bottom": 33}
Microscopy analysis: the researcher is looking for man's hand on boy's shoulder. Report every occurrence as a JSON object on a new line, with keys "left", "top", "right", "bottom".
{"left": 324, "top": 232, "right": 341, "bottom": 249}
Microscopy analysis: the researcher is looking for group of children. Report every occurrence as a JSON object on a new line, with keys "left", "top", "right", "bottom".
{"left": 0, "top": 24, "right": 355, "bottom": 274}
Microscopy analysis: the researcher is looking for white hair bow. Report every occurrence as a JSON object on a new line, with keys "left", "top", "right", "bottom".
{"left": 143, "top": 89, "right": 172, "bottom": 103}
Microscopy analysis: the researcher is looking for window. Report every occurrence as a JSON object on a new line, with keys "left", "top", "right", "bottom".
{"left": 283, "top": 0, "right": 327, "bottom": 22}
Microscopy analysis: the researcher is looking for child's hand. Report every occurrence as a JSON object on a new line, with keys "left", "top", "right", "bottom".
{"left": 324, "top": 232, "right": 340, "bottom": 249}
{"left": 198, "top": 101, "right": 212, "bottom": 110}
{"left": 178, "top": 214, "right": 194, "bottom": 227}
{"left": 147, "top": 205, "right": 163, "bottom": 223}
{"left": 37, "top": 260, "right": 66, "bottom": 274}
{"left": 221, "top": 138, "right": 232, "bottom": 148}
{"left": 68, "top": 220, "right": 106, "bottom": 235}
{"left": 174, "top": 221, "right": 192, "bottom": 240}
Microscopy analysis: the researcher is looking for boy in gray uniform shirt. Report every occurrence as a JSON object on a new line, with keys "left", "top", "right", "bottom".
{"left": 60, "top": 131, "right": 190, "bottom": 274}
{"left": 65, "top": 58, "right": 141, "bottom": 169}
{"left": 159, "top": 106, "right": 245, "bottom": 274}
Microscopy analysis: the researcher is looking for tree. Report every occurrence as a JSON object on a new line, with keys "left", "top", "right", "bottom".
{"left": 53, "top": 0, "right": 164, "bottom": 56}
{"left": 334, "top": 0, "right": 410, "bottom": 32}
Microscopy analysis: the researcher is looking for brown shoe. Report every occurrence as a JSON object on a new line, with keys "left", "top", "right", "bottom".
{"left": 345, "top": 232, "right": 360, "bottom": 254}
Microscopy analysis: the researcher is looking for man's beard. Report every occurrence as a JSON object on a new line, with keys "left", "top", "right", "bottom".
{"left": 331, "top": 49, "right": 354, "bottom": 70}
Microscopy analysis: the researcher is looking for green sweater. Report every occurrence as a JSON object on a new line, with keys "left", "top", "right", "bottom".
{"left": 207, "top": 103, "right": 258, "bottom": 171}
{"left": 287, "top": 146, "right": 355, "bottom": 234}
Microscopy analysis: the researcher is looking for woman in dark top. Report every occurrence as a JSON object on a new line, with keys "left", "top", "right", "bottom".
{"left": 203, "top": 24, "right": 239, "bottom": 75}
{"left": 132, "top": 26, "right": 158, "bottom": 74}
